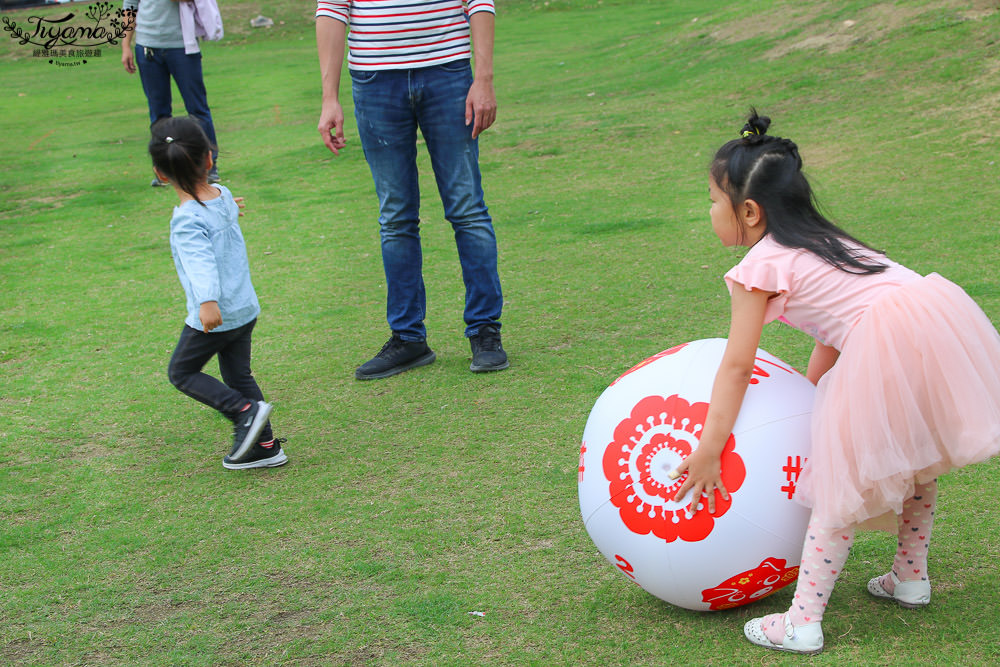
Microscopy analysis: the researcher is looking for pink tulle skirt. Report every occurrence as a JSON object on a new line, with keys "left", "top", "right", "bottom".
{"left": 797, "top": 273, "right": 1000, "bottom": 529}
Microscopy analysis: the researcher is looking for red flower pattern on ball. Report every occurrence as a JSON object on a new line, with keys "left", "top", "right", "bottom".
{"left": 602, "top": 394, "right": 746, "bottom": 542}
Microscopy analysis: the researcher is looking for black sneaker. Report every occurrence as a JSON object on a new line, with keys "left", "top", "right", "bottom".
{"left": 469, "top": 324, "right": 509, "bottom": 372}
{"left": 207, "top": 165, "right": 220, "bottom": 184}
{"left": 229, "top": 400, "right": 273, "bottom": 462}
{"left": 223, "top": 437, "right": 288, "bottom": 470}
{"left": 151, "top": 174, "right": 168, "bottom": 187}
{"left": 355, "top": 334, "right": 436, "bottom": 380}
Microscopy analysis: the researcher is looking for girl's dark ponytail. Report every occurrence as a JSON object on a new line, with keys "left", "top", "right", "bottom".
{"left": 740, "top": 110, "right": 771, "bottom": 139}
{"left": 148, "top": 117, "right": 214, "bottom": 205}
{"left": 711, "top": 109, "right": 886, "bottom": 275}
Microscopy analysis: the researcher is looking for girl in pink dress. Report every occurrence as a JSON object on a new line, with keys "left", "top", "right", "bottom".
{"left": 670, "top": 110, "right": 1000, "bottom": 654}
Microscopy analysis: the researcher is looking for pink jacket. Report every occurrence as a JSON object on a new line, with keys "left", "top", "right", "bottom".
{"left": 179, "top": 0, "right": 223, "bottom": 54}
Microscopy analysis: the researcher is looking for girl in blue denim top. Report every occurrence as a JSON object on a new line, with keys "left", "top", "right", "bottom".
{"left": 150, "top": 116, "right": 287, "bottom": 470}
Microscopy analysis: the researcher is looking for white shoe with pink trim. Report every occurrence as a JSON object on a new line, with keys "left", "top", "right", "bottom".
{"left": 744, "top": 613, "right": 824, "bottom": 655}
{"left": 867, "top": 571, "right": 931, "bottom": 608}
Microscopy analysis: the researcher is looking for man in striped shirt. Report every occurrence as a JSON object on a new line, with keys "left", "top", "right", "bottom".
{"left": 316, "top": 0, "right": 509, "bottom": 379}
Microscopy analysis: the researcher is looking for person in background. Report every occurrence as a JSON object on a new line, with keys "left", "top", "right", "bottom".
{"left": 122, "top": 0, "right": 221, "bottom": 186}
{"left": 316, "top": 0, "right": 509, "bottom": 379}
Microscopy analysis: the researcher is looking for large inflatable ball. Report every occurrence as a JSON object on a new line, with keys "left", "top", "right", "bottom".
{"left": 578, "top": 338, "right": 815, "bottom": 611}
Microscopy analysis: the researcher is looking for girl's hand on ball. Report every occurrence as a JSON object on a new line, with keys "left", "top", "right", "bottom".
{"left": 672, "top": 448, "right": 729, "bottom": 515}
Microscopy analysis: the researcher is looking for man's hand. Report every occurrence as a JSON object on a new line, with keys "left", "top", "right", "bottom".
{"left": 122, "top": 48, "right": 136, "bottom": 73}
{"left": 121, "top": 8, "right": 136, "bottom": 73}
{"left": 316, "top": 17, "right": 348, "bottom": 154}
{"left": 467, "top": 11, "right": 496, "bottom": 140}
{"left": 318, "top": 99, "right": 347, "bottom": 154}
{"left": 465, "top": 76, "right": 497, "bottom": 140}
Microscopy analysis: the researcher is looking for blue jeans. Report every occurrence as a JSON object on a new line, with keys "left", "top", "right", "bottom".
{"left": 168, "top": 319, "right": 272, "bottom": 442}
{"left": 135, "top": 45, "right": 218, "bottom": 161}
{"left": 350, "top": 61, "right": 503, "bottom": 340}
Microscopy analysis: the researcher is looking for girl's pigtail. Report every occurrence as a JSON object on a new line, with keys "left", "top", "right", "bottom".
{"left": 712, "top": 109, "right": 887, "bottom": 275}
{"left": 740, "top": 108, "right": 771, "bottom": 139}
{"left": 148, "top": 117, "right": 214, "bottom": 205}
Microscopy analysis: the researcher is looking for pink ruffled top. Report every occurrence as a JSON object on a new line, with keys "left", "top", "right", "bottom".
{"left": 724, "top": 235, "right": 920, "bottom": 350}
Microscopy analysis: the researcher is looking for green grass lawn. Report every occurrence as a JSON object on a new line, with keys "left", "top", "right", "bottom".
{"left": 2, "top": 0, "right": 999, "bottom": 664}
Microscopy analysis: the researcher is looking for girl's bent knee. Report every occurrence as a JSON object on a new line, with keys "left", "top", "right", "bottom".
{"left": 167, "top": 365, "right": 191, "bottom": 390}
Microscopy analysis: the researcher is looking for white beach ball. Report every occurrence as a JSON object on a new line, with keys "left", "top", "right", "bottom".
{"left": 578, "top": 338, "right": 814, "bottom": 611}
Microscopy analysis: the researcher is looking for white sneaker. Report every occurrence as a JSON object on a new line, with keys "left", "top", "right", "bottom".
{"left": 744, "top": 614, "right": 823, "bottom": 655}
{"left": 867, "top": 571, "right": 931, "bottom": 608}
{"left": 223, "top": 438, "right": 288, "bottom": 470}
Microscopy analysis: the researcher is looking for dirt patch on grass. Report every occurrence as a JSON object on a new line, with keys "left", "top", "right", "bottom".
{"left": 1, "top": 637, "right": 44, "bottom": 665}
{"left": 707, "top": 3, "right": 826, "bottom": 45}
{"left": 766, "top": 4, "right": 932, "bottom": 58}
{"left": 65, "top": 440, "right": 113, "bottom": 461}
{"left": 705, "top": 1, "right": 998, "bottom": 59}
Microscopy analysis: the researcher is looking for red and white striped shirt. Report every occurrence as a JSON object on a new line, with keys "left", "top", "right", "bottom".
{"left": 316, "top": 0, "right": 495, "bottom": 71}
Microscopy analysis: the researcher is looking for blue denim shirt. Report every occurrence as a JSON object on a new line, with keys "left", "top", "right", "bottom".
{"left": 170, "top": 185, "right": 260, "bottom": 332}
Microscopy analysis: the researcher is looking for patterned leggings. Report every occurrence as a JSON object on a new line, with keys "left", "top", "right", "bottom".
{"left": 762, "top": 479, "right": 937, "bottom": 639}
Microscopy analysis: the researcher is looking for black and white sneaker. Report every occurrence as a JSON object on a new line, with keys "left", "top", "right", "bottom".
{"left": 229, "top": 400, "right": 273, "bottom": 462}
{"left": 469, "top": 324, "right": 509, "bottom": 372}
{"left": 355, "top": 334, "right": 436, "bottom": 380}
{"left": 223, "top": 438, "right": 288, "bottom": 470}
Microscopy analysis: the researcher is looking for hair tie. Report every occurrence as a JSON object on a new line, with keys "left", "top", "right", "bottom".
{"left": 165, "top": 136, "right": 174, "bottom": 143}
{"left": 741, "top": 129, "right": 759, "bottom": 138}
